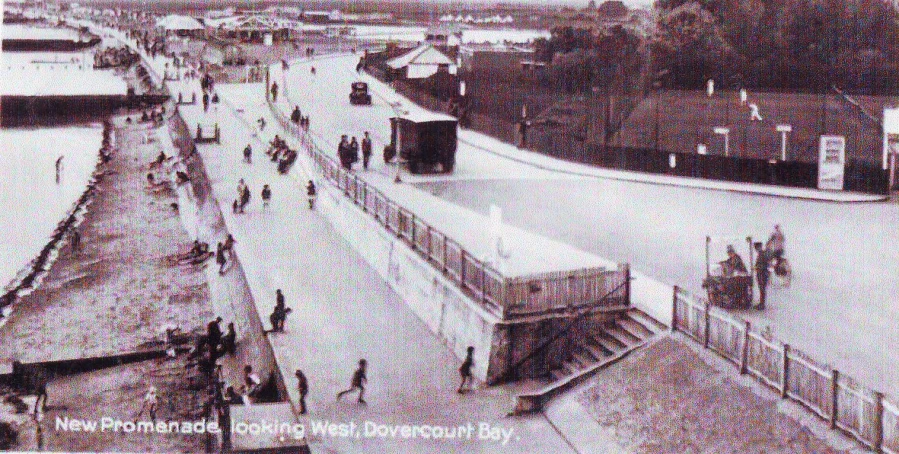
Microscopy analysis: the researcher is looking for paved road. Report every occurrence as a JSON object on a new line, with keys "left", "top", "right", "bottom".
{"left": 272, "top": 54, "right": 899, "bottom": 398}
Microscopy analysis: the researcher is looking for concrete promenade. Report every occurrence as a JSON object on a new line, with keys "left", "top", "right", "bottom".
{"left": 169, "top": 76, "right": 576, "bottom": 452}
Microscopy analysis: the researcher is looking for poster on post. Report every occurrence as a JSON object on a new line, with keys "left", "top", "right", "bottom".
{"left": 818, "top": 135, "right": 846, "bottom": 190}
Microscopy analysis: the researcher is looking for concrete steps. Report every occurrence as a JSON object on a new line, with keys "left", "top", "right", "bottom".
{"left": 515, "top": 308, "right": 668, "bottom": 414}
{"left": 543, "top": 308, "right": 667, "bottom": 393}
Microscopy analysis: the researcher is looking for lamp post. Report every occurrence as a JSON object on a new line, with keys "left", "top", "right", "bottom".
{"left": 653, "top": 80, "right": 661, "bottom": 151}
{"left": 776, "top": 124, "right": 792, "bottom": 161}
{"left": 706, "top": 79, "right": 714, "bottom": 143}
{"left": 713, "top": 126, "right": 730, "bottom": 157}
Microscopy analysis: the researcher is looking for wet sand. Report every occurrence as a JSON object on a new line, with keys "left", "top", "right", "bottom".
{"left": 0, "top": 116, "right": 214, "bottom": 452}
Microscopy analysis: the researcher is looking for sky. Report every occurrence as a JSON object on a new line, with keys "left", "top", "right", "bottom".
{"left": 58, "top": 0, "right": 655, "bottom": 10}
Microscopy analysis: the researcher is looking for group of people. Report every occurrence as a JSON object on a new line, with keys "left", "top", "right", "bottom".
{"left": 223, "top": 364, "right": 274, "bottom": 407}
{"left": 337, "top": 132, "right": 373, "bottom": 171}
{"left": 290, "top": 106, "right": 310, "bottom": 130}
{"left": 266, "top": 135, "right": 298, "bottom": 174}
{"left": 718, "top": 225, "right": 787, "bottom": 309}
{"left": 307, "top": 345, "right": 475, "bottom": 413}
{"left": 181, "top": 239, "right": 212, "bottom": 265}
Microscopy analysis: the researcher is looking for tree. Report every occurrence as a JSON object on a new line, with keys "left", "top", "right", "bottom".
{"left": 651, "top": 3, "right": 735, "bottom": 89}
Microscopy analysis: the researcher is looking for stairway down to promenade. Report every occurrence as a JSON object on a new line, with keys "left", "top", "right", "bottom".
{"left": 548, "top": 308, "right": 666, "bottom": 382}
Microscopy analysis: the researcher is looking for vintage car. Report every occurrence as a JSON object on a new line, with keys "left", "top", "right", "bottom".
{"left": 349, "top": 82, "right": 372, "bottom": 105}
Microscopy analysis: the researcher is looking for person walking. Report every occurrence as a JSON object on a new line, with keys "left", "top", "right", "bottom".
{"left": 237, "top": 178, "right": 247, "bottom": 200}
{"left": 239, "top": 184, "right": 251, "bottom": 213}
{"left": 136, "top": 386, "right": 158, "bottom": 421}
{"left": 261, "top": 185, "right": 272, "bottom": 210}
{"left": 55, "top": 155, "right": 64, "bottom": 184}
{"left": 306, "top": 180, "right": 316, "bottom": 210}
{"left": 223, "top": 234, "right": 235, "bottom": 258}
{"left": 754, "top": 242, "right": 770, "bottom": 310}
{"left": 336, "top": 359, "right": 367, "bottom": 404}
{"left": 243, "top": 144, "right": 252, "bottom": 164}
{"left": 216, "top": 242, "right": 227, "bottom": 275}
{"left": 295, "top": 369, "right": 309, "bottom": 414}
{"left": 291, "top": 106, "right": 302, "bottom": 125}
{"left": 361, "top": 132, "right": 372, "bottom": 170}
{"left": 270, "top": 82, "right": 279, "bottom": 102}
{"left": 457, "top": 346, "right": 475, "bottom": 393}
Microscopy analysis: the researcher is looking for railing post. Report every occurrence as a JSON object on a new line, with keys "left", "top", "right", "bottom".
{"left": 460, "top": 251, "right": 466, "bottom": 285}
{"left": 362, "top": 183, "right": 368, "bottom": 212}
{"left": 671, "top": 285, "right": 678, "bottom": 332}
{"left": 703, "top": 301, "right": 711, "bottom": 349}
{"left": 622, "top": 263, "right": 631, "bottom": 307}
{"left": 830, "top": 369, "right": 840, "bottom": 429}
{"left": 739, "top": 320, "right": 750, "bottom": 374}
{"left": 426, "top": 226, "right": 432, "bottom": 258}
{"left": 411, "top": 214, "right": 416, "bottom": 248}
{"left": 781, "top": 343, "right": 790, "bottom": 398}
{"left": 442, "top": 236, "right": 448, "bottom": 273}
{"left": 481, "top": 264, "right": 487, "bottom": 303}
{"left": 874, "top": 391, "right": 884, "bottom": 452}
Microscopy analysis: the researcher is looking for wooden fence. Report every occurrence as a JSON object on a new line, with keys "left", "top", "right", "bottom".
{"left": 673, "top": 286, "right": 899, "bottom": 453}
{"left": 266, "top": 97, "right": 629, "bottom": 320}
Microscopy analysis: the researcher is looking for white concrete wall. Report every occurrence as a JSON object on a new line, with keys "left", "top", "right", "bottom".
{"left": 312, "top": 182, "right": 499, "bottom": 381}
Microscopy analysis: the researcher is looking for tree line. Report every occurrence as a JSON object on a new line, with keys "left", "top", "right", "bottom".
{"left": 535, "top": 0, "right": 899, "bottom": 95}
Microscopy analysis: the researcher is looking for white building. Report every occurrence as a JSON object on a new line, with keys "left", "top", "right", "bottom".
{"left": 386, "top": 44, "right": 457, "bottom": 79}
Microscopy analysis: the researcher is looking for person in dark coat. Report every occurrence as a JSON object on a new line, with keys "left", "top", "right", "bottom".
{"left": 207, "top": 316, "right": 223, "bottom": 357}
{"left": 721, "top": 245, "right": 747, "bottom": 276}
{"left": 239, "top": 185, "right": 251, "bottom": 213}
{"left": 458, "top": 346, "right": 475, "bottom": 393}
{"left": 306, "top": 180, "right": 316, "bottom": 210}
{"left": 261, "top": 185, "right": 272, "bottom": 209}
{"left": 243, "top": 144, "right": 252, "bottom": 164}
{"left": 216, "top": 242, "right": 227, "bottom": 275}
{"left": 291, "top": 106, "right": 302, "bottom": 125}
{"left": 361, "top": 132, "right": 372, "bottom": 170}
{"left": 349, "top": 137, "right": 360, "bottom": 165}
{"left": 270, "top": 82, "right": 278, "bottom": 102}
{"left": 269, "top": 289, "right": 290, "bottom": 332}
{"left": 295, "top": 369, "right": 309, "bottom": 414}
{"left": 336, "top": 359, "right": 367, "bottom": 403}
{"left": 221, "top": 322, "right": 236, "bottom": 356}
{"left": 754, "top": 242, "right": 770, "bottom": 310}
{"left": 337, "top": 135, "right": 351, "bottom": 170}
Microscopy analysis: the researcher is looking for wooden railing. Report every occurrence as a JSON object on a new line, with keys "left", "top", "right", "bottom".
{"left": 673, "top": 286, "right": 898, "bottom": 453}
{"left": 266, "top": 97, "right": 630, "bottom": 319}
